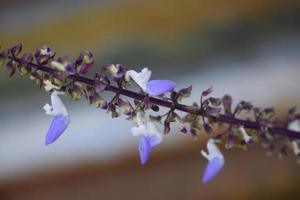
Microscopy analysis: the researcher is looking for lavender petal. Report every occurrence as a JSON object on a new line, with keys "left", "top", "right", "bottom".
{"left": 146, "top": 80, "right": 175, "bottom": 96}
{"left": 138, "top": 136, "right": 152, "bottom": 165}
{"left": 202, "top": 157, "right": 224, "bottom": 183}
{"left": 45, "top": 114, "right": 69, "bottom": 145}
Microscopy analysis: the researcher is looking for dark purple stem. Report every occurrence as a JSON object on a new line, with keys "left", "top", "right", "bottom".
{"left": 11, "top": 56, "right": 300, "bottom": 139}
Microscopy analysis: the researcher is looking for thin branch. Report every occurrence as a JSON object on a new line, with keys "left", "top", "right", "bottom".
{"left": 10, "top": 56, "right": 300, "bottom": 139}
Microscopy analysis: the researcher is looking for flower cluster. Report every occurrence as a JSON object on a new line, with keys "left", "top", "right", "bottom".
{"left": 1, "top": 43, "right": 300, "bottom": 183}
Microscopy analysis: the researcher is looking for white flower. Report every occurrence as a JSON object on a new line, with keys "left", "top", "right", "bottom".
{"left": 201, "top": 139, "right": 225, "bottom": 183}
{"left": 131, "top": 112, "right": 163, "bottom": 165}
{"left": 43, "top": 91, "right": 69, "bottom": 145}
{"left": 43, "top": 91, "right": 68, "bottom": 116}
{"left": 125, "top": 68, "right": 175, "bottom": 96}
{"left": 131, "top": 112, "right": 162, "bottom": 146}
{"left": 125, "top": 68, "right": 152, "bottom": 92}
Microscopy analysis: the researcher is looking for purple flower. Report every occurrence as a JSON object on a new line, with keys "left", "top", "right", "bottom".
{"left": 125, "top": 68, "right": 175, "bottom": 96}
{"left": 131, "top": 112, "right": 162, "bottom": 165}
{"left": 43, "top": 91, "right": 70, "bottom": 145}
{"left": 201, "top": 139, "right": 225, "bottom": 183}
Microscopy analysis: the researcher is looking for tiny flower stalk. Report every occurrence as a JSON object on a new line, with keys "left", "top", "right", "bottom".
{"left": 3, "top": 43, "right": 300, "bottom": 184}
{"left": 43, "top": 91, "right": 70, "bottom": 145}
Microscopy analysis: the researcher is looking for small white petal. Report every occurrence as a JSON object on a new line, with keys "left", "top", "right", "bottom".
{"left": 131, "top": 125, "right": 147, "bottom": 137}
{"left": 201, "top": 150, "right": 209, "bottom": 160}
{"left": 239, "top": 126, "right": 252, "bottom": 144}
{"left": 131, "top": 112, "right": 147, "bottom": 137}
{"left": 50, "top": 91, "right": 68, "bottom": 116}
{"left": 50, "top": 61, "right": 66, "bottom": 72}
{"left": 288, "top": 120, "right": 300, "bottom": 132}
{"left": 148, "top": 134, "right": 162, "bottom": 148}
{"left": 147, "top": 121, "right": 162, "bottom": 145}
{"left": 203, "top": 139, "right": 224, "bottom": 161}
{"left": 40, "top": 48, "right": 48, "bottom": 55}
{"left": 125, "top": 68, "right": 151, "bottom": 91}
{"left": 146, "top": 120, "right": 160, "bottom": 136}
{"left": 131, "top": 112, "right": 162, "bottom": 145}
{"left": 43, "top": 104, "right": 54, "bottom": 116}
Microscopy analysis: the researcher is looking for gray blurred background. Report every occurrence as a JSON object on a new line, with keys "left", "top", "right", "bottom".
{"left": 1, "top": 0, "right": 300, "bottom": 199}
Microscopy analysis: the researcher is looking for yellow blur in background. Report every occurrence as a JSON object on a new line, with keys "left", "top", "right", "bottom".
{"left": 1, "top": 0, "right": 300, "bottom": 199}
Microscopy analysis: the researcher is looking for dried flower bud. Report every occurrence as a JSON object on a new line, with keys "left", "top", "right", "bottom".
{"left": 50, "top": 60, "right": 66, "bottom": 72}
{"left": 208, "top": 97, "right": 222, "bottom": 107}
{"left": 222, "top": 95, "right": 232, "bottom": 115}
{"left": 234, "top": 101, "right": 253, "bottom": 115}
{"left": 201, "top": 86, "right": 213, "bottom": 97}
{"left": 102, "top": 64, "right": 125, "bottom": 78}
{"left": 177, "top": 85, "right": 192, "bottom": 101}
{"left": 35, "top": 45, "right": 55, "bottom": 65}
{"left": 0, "top": 48, "right": 9, "bottom": 67}
{"left": 89, "top": 92, "right": 107, "bottom": 108}
{"left": 6, "top": 59, "right": 18, "bottom": 77}
{"left": 82, "top": 50, "right": 93, "bottom": 65}
{"left": 68, "top": 82, "right": 84, "bottom": 101}
{"left": 75, "top": 51, "right": 94, "bottom": 74}
{"left": 205, "top": 107, "right": 221, "bottom": 117}
{"left": 164, "top": 121, "right": 171, "bottom": 134}
{"left": 203, "top": 123, "right": 212, "bottom": 133}
{"left": 120, "top": 100, "right": 134, "bottom": 116}
{"left": 10, "top": 43, "right": 22, "bottom": 56}
{"left": 108, "top": 103, "right": 121, "bottom": 118}
{"left": 94, "top": 80, "right": 107, "bottom": 94}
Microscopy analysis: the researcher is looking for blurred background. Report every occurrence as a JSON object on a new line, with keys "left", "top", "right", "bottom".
{"left": 1, "top": 0, "right": 300, "bottom": 199}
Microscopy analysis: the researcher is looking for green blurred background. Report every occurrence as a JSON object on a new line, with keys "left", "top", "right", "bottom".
{"left": 1, "top": 0, "right": 300, "bottom": 199}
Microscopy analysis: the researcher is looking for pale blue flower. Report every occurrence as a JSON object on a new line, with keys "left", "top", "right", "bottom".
{"left": 131, "top": 112, "right": 162, "bottom": 165}
{"left": 43, "top": 91, "right": 69, "bottom": 145}
{"left": 201, "top": 139, "right": 225, "bottom": 183}
{"left": 125, "top": 68, "right": 175, "bottom": 96}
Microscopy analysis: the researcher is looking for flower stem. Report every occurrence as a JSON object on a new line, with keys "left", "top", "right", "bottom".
{"left": 11, "top": 56, "right": 300, "bottom": 139}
